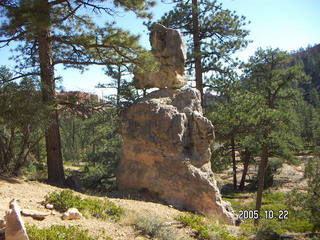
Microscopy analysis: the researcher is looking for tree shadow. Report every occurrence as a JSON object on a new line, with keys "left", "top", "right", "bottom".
{"left": 0, "top": 175, "right": 22, "bottom": 184}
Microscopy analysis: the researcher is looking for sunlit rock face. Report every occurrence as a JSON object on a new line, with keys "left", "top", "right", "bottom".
{"left": 134, "top": 24, "right": 187, "bottom": 89}
{"left": 117, "top": 88, "right": 237, "bottom": 225}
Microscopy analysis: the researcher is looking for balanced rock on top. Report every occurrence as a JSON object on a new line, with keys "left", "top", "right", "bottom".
{"left": 134, "top": 24, "right": 187, "bottom": 89}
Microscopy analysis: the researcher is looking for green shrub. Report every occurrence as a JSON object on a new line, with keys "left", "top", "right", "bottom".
{"left": 175, "top": 213, "right": 211, "bottom": 239}
{"left": 132, "top": 215, "right": 184, "bottom": 240}
{"left": 27, "top": 225, "right": 112, "bottom": 240}
{"left": 175, "top": 213, "right": 248, "bottom": 240}
{"left": 255, "top": 222, "right": 281, "bottom": 240}
{"left": 22, "top": 161, "right": 47, "bottom": 180}
{"left": 82, "top": 164, "right": 117, "bottom": 192}
{"left": 44, "top": 190, "right": 124, "bottom": 221}
{"left": 45, "top": 190, "right": 81, "bottom": 212}
{"left": 262, "top": 192, "right": 286, "bottom": 204}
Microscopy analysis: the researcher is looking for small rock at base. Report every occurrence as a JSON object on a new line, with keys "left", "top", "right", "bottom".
{"left": 45, "top": 203, "right": 54, "bottom": 210}
{"left": 62, "top": 208, "right": 82, "bottom": 220}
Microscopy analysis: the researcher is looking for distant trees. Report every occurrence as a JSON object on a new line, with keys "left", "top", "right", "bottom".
{"left": 0, "top": 66, "right": 47, "bottom": 175}
{"left": 209, "top": 48, "right": 309, "bottom": 215}
{"left": 155, "top": 0, "right": 250, "bottom": 104}
{"left": 0, "top": 0, "right": 154, "bottom": 184}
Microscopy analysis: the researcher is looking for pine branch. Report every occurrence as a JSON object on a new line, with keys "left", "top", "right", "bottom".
{"left": 49, "top": 0, "right": 68, "bottom": 6}
{"left": 0, "top": 32, "right": 26, "bottom": 48}
{"left": 52, "top": 3, "right": 81, "bottom": 24}
{"left": 1, "top": 72, "right": 40, "bottom": 83}
{"left": 74, "top": 0, "right": 115, "bottom": 14}
{"left": 53, "top": 59, "right": 129, "bottom": 66}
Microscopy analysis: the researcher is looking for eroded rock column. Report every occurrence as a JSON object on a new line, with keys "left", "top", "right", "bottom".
{"left": 117, "top": 24, "right": 237, "bottom": 225}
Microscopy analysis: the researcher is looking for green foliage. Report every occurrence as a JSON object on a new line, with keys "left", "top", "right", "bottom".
{"left": 26, "top": 225, "right": 113, "bottom": 240}
{"left": 59, "top": 107, "right": 122, "bottom": 192}
{"left": 255, "top": 220, "right": 282, "bottom": 240}
{"left": 44, "top": 190, "right": 124, "bottom": 221}
{"left": 44, "top": 190, "right": 81, "bottom": 212}
{"left": 175, "top": 213, "right": 247, "bottom": 240}
{"left": 294, "top": 44, "right": 320, "bottom": 107}
{"left": 211, "top": 143, "right": 232, "bottom": 172}
{"left": 26, "top": 225, "right": 111, "bottom": 240}
{"left": 262, "top": 192, "right": 286, "bottom": 204}
{"left": 175, "top": 213, "right": 211, "bottom": 239}
{"left": 132, "top": 215, "right": 183, "bottom": 240}
{"left": 289, "top": 148, "right": 320, "bottom": 231}
{"left": 0, "top": 67, "right": 48, "bottom": 175}
{"left": 21, "top": 161, "right": 47, "bottom": 180}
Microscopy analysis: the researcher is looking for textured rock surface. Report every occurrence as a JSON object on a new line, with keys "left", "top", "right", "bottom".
{"left": 134, "top": 24, "right": 187, "bottom": 89}
{"left": 117, "top": 88, "right": 237, "bottom": 225}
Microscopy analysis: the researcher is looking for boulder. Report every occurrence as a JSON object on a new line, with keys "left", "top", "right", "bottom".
{"left": 4, "top": 199, "right": 29, "bottom": 240}
{"left": 45, "top": 204, "right": 54, "bottom": 210}
{"left": 134, "top": 24, "right": 187, "bottom": 89}
{"left": 62, "top": 208, "right": 82, "bottom": 220}
{"left": 117, "top": 88, "right": 237, "bottom": 225}
{"left": 21, "top": 209, "right": 51, "bottom": 221}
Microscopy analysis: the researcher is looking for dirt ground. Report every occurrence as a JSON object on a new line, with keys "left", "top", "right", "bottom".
{"left": 216, "top": 159, "right": 308, "bottom": 193}
{"left": 0, "top": 177, "right": 186, "bottom": 240}
{"left": 0, "top": 159, "right": 309, "bottom": 239}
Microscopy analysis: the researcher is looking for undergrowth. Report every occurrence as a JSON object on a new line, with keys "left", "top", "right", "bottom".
{"left": 225, "top": 191, "right": 315, "bottom": 237}
{"left": 27, "top": 225, "right": 112, "bottom": 240}
{"left": 44, "top": 190, "right": 124, "bottom": 221}
{"left": 130, "top": 214, "right": 189, "bottom": 240}
{"left": 175, "top": 213, "right": 247, "bottom": 240}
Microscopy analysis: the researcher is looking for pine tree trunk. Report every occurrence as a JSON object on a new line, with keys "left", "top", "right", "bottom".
{"left": 38, "top": 10, "right": 65, "bottom": 185}
{"left": 117, "top": 66, "right": 121, "bottom": 106}
{"left": 254, "top": 147, "right": 268, "bottom": 225}
{"left": 191, "top": 0, "right": 203, "bottom": 106}
{"left": 231, "top": 137, "right": 237, "bottom": 190}
{"left": 239, "top": 150, "right": 250, "bottom": 191}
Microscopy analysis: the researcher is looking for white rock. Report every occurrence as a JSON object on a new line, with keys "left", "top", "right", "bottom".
{"left": 45, "top": 203, "right": 54, "bottom": 210}
{"left": 62, "top": 208, "right": 82, "bottom": 220}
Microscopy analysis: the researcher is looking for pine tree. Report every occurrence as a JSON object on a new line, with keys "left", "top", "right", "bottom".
{"left": 0, "top": 0, "right": 154, "bottom": 185}
{"left": 242, "top": 48, "right": 309, "bottom": 224}
{"left": 207, "top": 78, "right": 261, "bottom": 190}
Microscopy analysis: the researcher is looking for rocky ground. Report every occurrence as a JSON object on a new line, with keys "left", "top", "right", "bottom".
{"left": 0, "top": 175, "right": 199, "bottom": 240}
{"left": 0, "top": 159, "right": 309, "bottom": 240}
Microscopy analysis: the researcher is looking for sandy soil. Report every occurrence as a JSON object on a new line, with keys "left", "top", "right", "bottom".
{"left": 0, "top": 177, "right": 186, "bottom": 240}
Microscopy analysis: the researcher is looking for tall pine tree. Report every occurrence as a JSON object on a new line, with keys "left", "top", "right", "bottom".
{"left": 242, "top": 48, "right": 308, "bottom": 224}
{"left": 0, "top": 0, "right": 154, "bottom": 185}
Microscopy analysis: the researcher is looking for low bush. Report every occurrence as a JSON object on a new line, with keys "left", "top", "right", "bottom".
{"left": 262, "top": 192, "right": 286, "bottom": 204}
{"left": 255, "top": 221, "right": 281, "bottom": 240}
{"left": 175, "top": 213, "right": 248, "bottom": 240}
{"left": 44, "top": 190, "right": 124, "bottom": 221}
{"left": 131, "top": 214, "right": 185, "bottom": 240}
{"left": 175, "top": 213, "right": 211, "bottom": 239}
{"left": 27, "top": 225, "right": 112, "bottom": 240}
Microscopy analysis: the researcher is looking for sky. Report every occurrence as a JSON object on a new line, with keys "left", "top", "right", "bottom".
{"left": 0, "top": 0, "right": 319, "bottom": 98}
